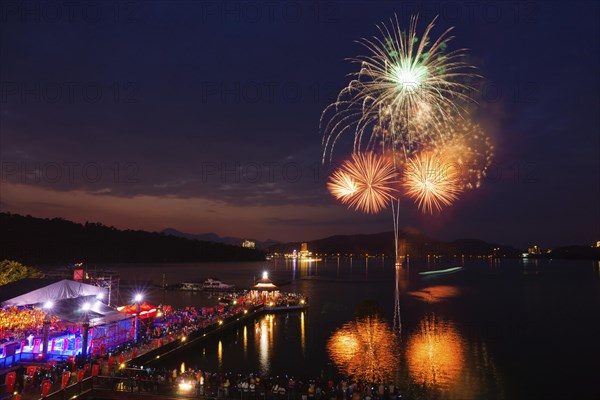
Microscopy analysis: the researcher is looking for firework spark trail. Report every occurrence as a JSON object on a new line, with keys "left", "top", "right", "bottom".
{"left": 431, "top": 118, "right": 494, "bottom": 190}
{"left": 322, "top": 15, "right": 479, "bottom": 163}
{"left": 327, "top": 152, "right": 398, "bottom": 214}
{"left": 403, "top": 152, "right": 461, "bottom": 214}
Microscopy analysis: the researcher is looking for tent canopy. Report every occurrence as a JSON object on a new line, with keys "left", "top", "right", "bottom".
{"left": 117, "top": 301, "right": 157, "bottom": 320}
{"left": 48, "top": 296, "right": 131, "bottom": 326}
{"left": 0, "top": 279, "right": 107, "bottom": 307}
{"left": 118, "top": 301, "right": 156, "bottom": 314}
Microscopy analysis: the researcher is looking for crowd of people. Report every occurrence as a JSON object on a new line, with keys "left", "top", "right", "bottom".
{"left": 221, "top": 291, "right": 307, "bottom": 308}
{"left": 0, "top": 307, "right": 64, "bottom": 343}
{"left": 100, "top": 368, "right": 404, "bottom": 400}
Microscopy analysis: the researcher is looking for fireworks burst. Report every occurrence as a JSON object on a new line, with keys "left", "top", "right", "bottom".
{"left": 432, "top": 119, "right": 494, "bottom": 190}
{"left": 403, "top": 152, "right": 461, "bottom": 214}
{"left": 328, "top": 152, "right": 398, "bottom": 214}
{"left": 322, "top": 15, "right": 478, "bottom": 163}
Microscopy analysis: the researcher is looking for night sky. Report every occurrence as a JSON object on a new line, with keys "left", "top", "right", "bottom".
{"left": 1, "top": 1, "right": 598, "bottom": 248}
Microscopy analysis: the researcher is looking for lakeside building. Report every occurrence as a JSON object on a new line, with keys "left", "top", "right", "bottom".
{"left": 242, "top": 240, "right": 256, "bottom": 249}
{"left": 528, "top": 245, "right": 541, "bottom": 255}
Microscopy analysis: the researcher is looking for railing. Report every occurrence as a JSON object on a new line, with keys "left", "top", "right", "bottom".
{"left": 1, "top": 351, "right": 71, "bottom": 369}
{"left": 0, "top": 353, "right": 22, "bottom": 369}
{"left": 43, "top": 377, "right": 93, "bottom": 400}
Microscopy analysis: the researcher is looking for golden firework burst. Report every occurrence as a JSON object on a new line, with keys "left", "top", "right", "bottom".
{"left": 327, "top": 152, "right": 398, "bottom": 214}
{"left": 403, "top": 151, "right": 461, "bottom": 214}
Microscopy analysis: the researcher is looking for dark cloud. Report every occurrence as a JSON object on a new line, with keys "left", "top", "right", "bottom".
{"left": 1, "top": 0, "right": 598, "bottom": 247}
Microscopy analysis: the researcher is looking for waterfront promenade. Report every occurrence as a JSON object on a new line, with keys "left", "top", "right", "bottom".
{"left": 3, "top": 291, "right": 308, "bottom": 400}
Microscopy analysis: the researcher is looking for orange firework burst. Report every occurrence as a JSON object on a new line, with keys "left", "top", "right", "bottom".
{"left": 434, "top": 119, "right": 494, "bottom": 190}
{"left": 403, "top": 152, "right": 461, "bottom": 214}
{"left": 328, "top": 152, "right": 398, "bottom": 214}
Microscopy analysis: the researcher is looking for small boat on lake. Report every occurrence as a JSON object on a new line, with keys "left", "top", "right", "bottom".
{"left": 202, "top": 278, "right": 235, "bottom": 291}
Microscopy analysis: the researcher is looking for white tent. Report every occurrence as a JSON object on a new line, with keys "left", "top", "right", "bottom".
{"left": 1, "top": 279, "right": 107, "bottom": 307}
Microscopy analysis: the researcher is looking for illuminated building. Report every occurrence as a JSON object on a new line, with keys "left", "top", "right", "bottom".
{"left": 242, "top": 240, "right": 256, "bottom": 249}
{"left": 298, "top": 242, "right": 311, "bottom": 258}
{"left": 527, "top": 245, "right": 541, "bottom": 255}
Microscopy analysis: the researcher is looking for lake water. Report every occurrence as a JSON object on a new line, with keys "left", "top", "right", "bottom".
{"left": 99, "top": 258, "right": 600, "bottom": 399}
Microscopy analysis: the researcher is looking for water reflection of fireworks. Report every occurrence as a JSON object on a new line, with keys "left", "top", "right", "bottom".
{"left": 328, "top": 316, "right": 399, "bottom": 383}
{"left": 407, "top": 314, "right": 464, "bottom": 389}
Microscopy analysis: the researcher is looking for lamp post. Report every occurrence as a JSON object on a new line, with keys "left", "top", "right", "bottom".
{"left": 41, "top": 301, "right": 53, "bottom": 360}
{"left": 81, "top": 302, "right": 91, "bottom": 358}
{"left": 133, "top": 294, "right": 143, "bottom": 344}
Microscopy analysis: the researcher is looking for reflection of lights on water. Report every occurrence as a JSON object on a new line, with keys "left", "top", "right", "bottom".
{"left": 327, "top": 316, "right": 399, "bottom": 382}
{"left": 243, "top": 326, "right": 248, "bottom": 354}
{"left": 300, "top": 311, "right": 306, "bottom": 354}
{"left": 407, "top": 314, "right": 464, "bottom": 390}
{"left": 255, "top": 315, "right": 273, "bottom": 375}
{"left": 408, "top": 286, "right": 460, "bottom": 304}
{"left": 218, "top": 340, "right": 223, "bottom": 368}
{"left": 180, "top": 362, "right": 185, "bottom": 373}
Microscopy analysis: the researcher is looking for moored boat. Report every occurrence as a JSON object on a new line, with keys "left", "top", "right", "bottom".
{"left": 202, "top": 278, "right": 235, "bottom": 291}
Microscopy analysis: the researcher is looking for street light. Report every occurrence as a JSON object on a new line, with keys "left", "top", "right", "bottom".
{"left": 133, "top": 293, "right": 143, "bottom": 343}
{"left": 41, "top": 301, "right": 54, "bottom": 359}
{"left": 81, "top": 302, "right": 91, "bottom": 358}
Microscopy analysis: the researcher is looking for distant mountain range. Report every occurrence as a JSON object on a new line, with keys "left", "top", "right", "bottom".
{"left": 269, "top": 232, "right": 600, "bottom": 259}
{"left": 162, "top": 228, "right": 280, "bottom": 249}
{"left": 0, "top": 213, "right": 264, "bottom": 264}
{"left": 268, "top": 231, "right": 523, "bottom": 258}
{"left": 2, "top": 213, "right": 596, "bottom": 263}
